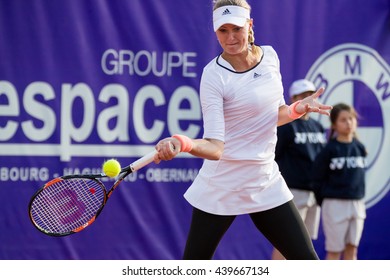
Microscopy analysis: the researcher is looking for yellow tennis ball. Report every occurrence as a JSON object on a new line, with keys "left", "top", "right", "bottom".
{"left": 102, "top": 159, "right": 121, "bottom": 178}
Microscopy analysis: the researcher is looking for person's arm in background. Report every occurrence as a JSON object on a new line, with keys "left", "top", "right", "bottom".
{"left": 311, "top": 146, "right": 330, "bottom": 206}
{"left": 274, "top": 124, "right": 290, "bottom": 162}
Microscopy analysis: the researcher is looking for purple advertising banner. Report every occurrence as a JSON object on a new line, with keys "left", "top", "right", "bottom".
{"left": 0, "top": 0, "right": 389, "bottom": 260}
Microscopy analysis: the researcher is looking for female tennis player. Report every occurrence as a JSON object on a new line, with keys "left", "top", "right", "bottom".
{"left": 154, "top": 0, "right": 332, "bottom": 260}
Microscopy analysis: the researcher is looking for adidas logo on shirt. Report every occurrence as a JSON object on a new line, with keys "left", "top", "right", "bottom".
{"left": 253, "top": 72, "right": 261, "bottom": 78}
{"left": 222, "top": 9, "right": 231, "bottom": 15}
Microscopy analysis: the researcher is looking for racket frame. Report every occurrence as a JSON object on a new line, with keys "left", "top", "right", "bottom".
{"left": 28, "top": 151, "right": 156, "bottom": 236}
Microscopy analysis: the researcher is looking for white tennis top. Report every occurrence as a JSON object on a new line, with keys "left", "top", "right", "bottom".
{"left": 184, "top": 46, "right": 293, "bottom": 215}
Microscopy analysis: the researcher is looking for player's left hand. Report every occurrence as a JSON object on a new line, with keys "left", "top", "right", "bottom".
{"left": 296, "top": 87, "right": 333, "bottom": 115}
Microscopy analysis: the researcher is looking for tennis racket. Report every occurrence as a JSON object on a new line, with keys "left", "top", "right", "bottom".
{"left": 28, "top": 150, "right": 157, "bottom": 237}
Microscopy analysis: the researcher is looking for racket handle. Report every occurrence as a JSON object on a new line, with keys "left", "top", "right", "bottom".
{"left": 126, "top": 142, "right": 175, "bottom": 172}
{"left": 129, "top": 150, "right": 156, "bottom": 172}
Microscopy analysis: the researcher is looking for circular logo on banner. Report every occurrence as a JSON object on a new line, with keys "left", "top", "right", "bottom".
{"left": 306, "top": 43, "right": 390, "bottom": 208}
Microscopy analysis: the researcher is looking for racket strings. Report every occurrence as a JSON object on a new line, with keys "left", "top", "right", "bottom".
{"left": 30, "top": 178, "right": 106, "bottom": 235}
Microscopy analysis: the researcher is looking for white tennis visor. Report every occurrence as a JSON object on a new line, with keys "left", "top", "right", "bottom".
{"left": 213, "top": 6, "right": 250, "bottom": 32}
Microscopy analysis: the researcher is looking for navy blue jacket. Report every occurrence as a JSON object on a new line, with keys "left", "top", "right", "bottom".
{"left": 275, "top": 118, "right": 326, "bottom": 191}
{"left": 312, "top": 138, "right": 367, "bottom": 202}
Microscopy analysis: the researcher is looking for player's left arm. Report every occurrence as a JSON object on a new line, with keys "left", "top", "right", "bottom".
{"left": 277, "top": 87, "right": 332, "bottom": 126}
